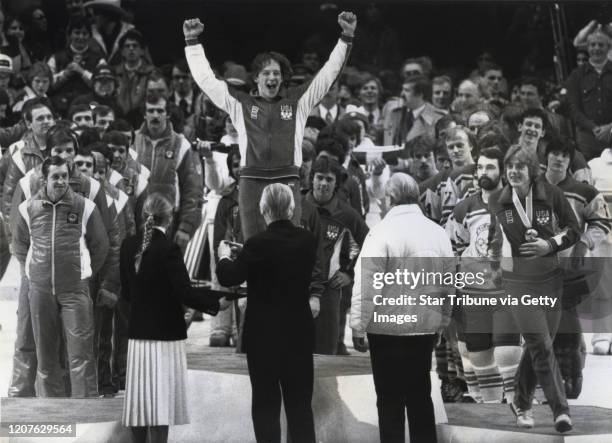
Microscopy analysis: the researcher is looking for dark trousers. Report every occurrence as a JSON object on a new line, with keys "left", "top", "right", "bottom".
{"left": 368, "top": 333, "right": 437, "bottom": 443}
{"left": 246, "top": 345, "right": 315, "bottom": 443}
{"left": 506, "top": 278, "right": 569, "bottom": 418}
{"left": 313, "top": 286, "right": 341, "bottom": 355}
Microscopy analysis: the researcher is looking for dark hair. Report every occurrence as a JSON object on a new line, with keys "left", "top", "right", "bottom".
{"left": 404, "top": 74, "right": 432, "bottom": 101}
{"left": 42, "top": 155, "right": 68, "bottom": 179}
{"left": 519, "top": 107, "right": 550, "bottom": 133}
{"left": 172, "top": 58, "right": 189, "bottom": 73}
{"left": 78, "top": 127, "right": 100, "bottom": 148}
{"left": 335, "top": 119, "right": 361, "bottom": 145}
{"left": 75, "top": 143, "right": 97, "bottom": 169}
{"left": 545, "top": 136, "right": 576, "bottom": 163}
{"left": 477, "top": 124, "right": 510, "bottom": 154}
{"left": 315, "top": 132, "right": 347, "bottom": 164}
{"left": 226, "top": 146, "right": 241, "bottom": 180}
{"left": 103, "top": 130, "right": 129, "bottom": 149}
{"left": 68, "top": 103, "right": 91, "bottom": 120}
{"left": 118, "top": 29, "right": 146, "bottom": 49}
{"left": 445, "top": 125, "right": 478, "bottom": 155}
{"left": 409, "top": 134, "right": 436, "bottom": 157}
{"left": 434, "top": 114, "right": 458, "bottom": 139}
{"left": 476, "top": 146, "right": 505, "bottom": 174}
{"left": 27, "top": 61, "right": 53, "bottom": 85}
{"left": 483, "top": 63, "right": 503, "bottom": 75}
{"left": 22, "top": 97, "right": 53, "bottom": 122}
{"left": 93, "top": 104, "right": 113, "bottom": 119}
{"left": 309, "top": 156, "right": 344, "bottom": 189}
{"left": 519, "top": 76, "right": 545, "bottom": 97}
{"left": 251, "top": 51, "right": 293, "bottom": 81}
{"left": 46, "top": 124, "right": 79, "bottom": 152}
{"left": 107, "top": 118, "right": 134, "bottom": 134}
{"left": 88, "top": 141, "right": 113, "bottom": 164}
{"left": 66, "top": 17, "right": 90, "bottom": 35}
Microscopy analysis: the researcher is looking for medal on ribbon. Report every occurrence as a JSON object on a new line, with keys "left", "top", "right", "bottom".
{"left": 511, "top": 187, "right": 538, "bottom": 241}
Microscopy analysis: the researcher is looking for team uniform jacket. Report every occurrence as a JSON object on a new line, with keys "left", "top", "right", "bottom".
{"left": 13, "top": 188, "right": 109, "bottom": 295}
{"left": 133, "top": 123, "right": 203, "bottom": 236}
{"left": 550, "top": 175, "right": 611, "bottom": 257}
{"left": 488, "top": 178, "right": 580, "bottom": 281}
{"left": 304, "top": 193, "right": 367, "bottom": 282}
{"left": 185, "top": 37, "right": 351, "bottom": 180}
{"left": 350, "top": 204, "right": 455, "bottom": 337}
{"left": 13, "top": 167, "right": 120, "bottom": 294}
{"left": 418, "top": 169, "right": 450, "bottom": 223}
{"left": 446, "top": 193, "right": 503, "bottom": 293}
{"left": 3, "top": 131, "right": 46, "bottom": 218}
{"left": 441, "top": 163, "right": 478, "bottom": 226}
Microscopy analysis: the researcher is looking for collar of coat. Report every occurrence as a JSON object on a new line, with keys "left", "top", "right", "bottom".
{"left": 583, "top": 60, "right": 612, "bottom": 75}
{"left": 34, "top": 186, "right": 76, "bottom": 206}
{"left": 305, "top": 191, "right": 340, "bottom": 215}
{"left": 392, "top": 102, "right": 439, "bottom": 125}
{"left": 21, "top": 131, "right": 46, "bottom": 158}
{"left": 385, "top": 204, "right": 423, "bottom": 218}
{"left": 496, "top": 177, "right": 549, "bottom": 205}
{"left": 138, "top": 121, "right": 175, "bottom": 141}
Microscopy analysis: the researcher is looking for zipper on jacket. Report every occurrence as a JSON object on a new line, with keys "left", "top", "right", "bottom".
{"left": 51, "top": 204, "right": 56, "bottom": 295}
{"left": 267, "top": 102, "right": 272, "bottom": 164}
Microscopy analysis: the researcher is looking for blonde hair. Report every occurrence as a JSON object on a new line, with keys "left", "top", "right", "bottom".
{"left": 259, "top": 183, "right": 295, "bottom": 222}
{"left": 134, "top": 193, "right": 173, "bottom": 273}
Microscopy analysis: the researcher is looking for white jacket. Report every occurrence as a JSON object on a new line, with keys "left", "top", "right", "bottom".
{"left": 350, "top": 204, "right": 455, "bottom": 337}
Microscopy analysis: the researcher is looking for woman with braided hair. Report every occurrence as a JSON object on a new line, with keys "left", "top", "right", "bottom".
{"left": 120, "top": 193, "right": 230, "bottom": 443}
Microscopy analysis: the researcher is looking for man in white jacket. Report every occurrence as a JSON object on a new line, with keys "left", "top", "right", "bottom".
{"left": 351, "top": 173, "right": 454, "bottom": 443}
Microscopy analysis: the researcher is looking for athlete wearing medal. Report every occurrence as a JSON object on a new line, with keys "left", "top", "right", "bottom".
{"left": 488, "top": 145, "right": 580, "bottom": 433}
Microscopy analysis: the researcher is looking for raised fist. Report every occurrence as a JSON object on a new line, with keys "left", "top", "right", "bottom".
{"left": 338, "top": 11, "right": 357, "bottom": 36}
{"left": 183, "top": 18, "right": 204, "bottom": 40}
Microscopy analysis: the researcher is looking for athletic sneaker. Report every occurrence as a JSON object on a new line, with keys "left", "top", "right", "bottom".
{"left": 554, "top": 414, "right": 573, "bottom": 433}
{"left": 510, "top": 401, "right": 534, "bottom": 428}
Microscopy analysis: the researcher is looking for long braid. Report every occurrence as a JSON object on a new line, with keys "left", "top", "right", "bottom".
{"left": 134, "top": 214, "right": 155, "bottom": 273}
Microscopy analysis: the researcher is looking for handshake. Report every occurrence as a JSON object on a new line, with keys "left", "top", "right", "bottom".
{"left": 183, "top": 11, "right": 357, "bottom": 40}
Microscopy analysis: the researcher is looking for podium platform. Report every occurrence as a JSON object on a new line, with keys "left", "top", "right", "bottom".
{"left": 1, "top": 347, "right": 611, "bottom": 442}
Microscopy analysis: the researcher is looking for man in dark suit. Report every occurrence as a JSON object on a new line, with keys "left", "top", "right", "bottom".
{"left": 216, "top": 183, "right": 320, "bottom": 443}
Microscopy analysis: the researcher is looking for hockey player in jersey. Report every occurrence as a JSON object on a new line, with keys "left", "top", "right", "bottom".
{"left": 488, "top": 145, "right": 580, "bottom": 433}
{"left": 440, "top": 125, "right": 479, "bottom": 225}
{"left": 446, "top": 147, "right": 521, "bottom": 404}
{"left": 183, "top": 13, "right": 356, "bottom": 240}
{"left": 543, "top": 137, "right": 611, "bottom": 398}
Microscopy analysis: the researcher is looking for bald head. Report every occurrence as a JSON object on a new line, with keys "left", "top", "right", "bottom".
{"left": 385, "top": 173, "right": 420, "bottom": 206}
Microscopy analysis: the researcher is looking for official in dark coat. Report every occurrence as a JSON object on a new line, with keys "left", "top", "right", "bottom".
{"left": 216, "top": 183, "right": 320, "bottom": 443}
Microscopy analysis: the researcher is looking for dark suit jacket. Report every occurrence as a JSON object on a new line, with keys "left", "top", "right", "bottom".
{"left": 120, "top": 229, "right": 219, "bottom": 340}
{"left": 216, "top": 220, "right": 318, "bottom": 352}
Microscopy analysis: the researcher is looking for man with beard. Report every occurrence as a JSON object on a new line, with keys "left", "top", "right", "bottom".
{"left": 408, "top": 134, "right": 438, "bottom": 183}
{"left": 13, "top": 155, "right": 109, "bottom": 397}
{"left": 446, "top": 147, "right": 522, "bottom": 404}
{"left": 383, "top": 74, "right": 445, "bottom": 147}
{"left": 184, "top": 12, "right": 356, "bottom": 241}
{"left": 517, "top": 108, "right": 591, "bottom": 184}
{"left": 543, "top": 138, "right": 611, "bottom": 399}
{"left": 567, "top": 28, "right": 612, "bottom": 161}
{"left": 132, "top": 95, "right": 202, "bottom": 252}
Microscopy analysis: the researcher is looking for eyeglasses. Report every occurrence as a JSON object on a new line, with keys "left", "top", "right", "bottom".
{"left": 75, "top": 160, "right": 93, "bottom": 168}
